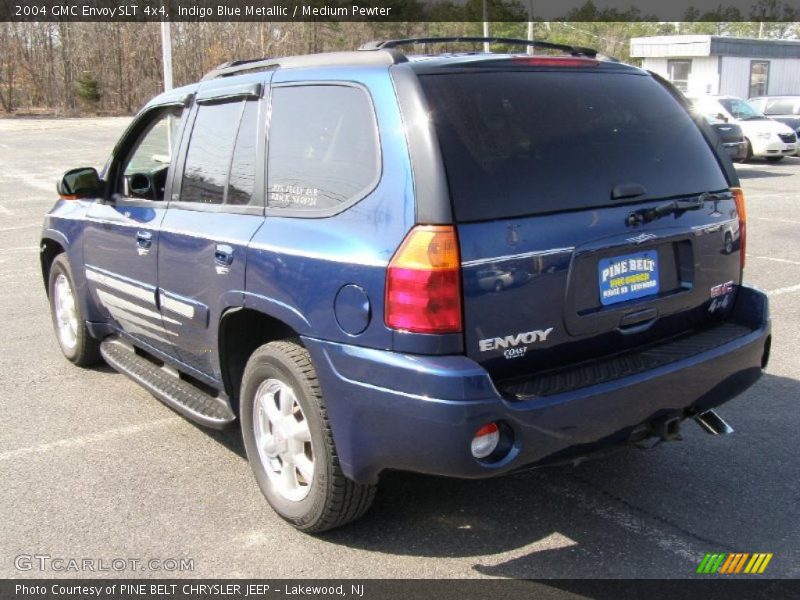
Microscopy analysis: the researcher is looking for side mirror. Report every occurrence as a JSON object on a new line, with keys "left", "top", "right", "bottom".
{"left": 57, "top": 167, "right": 103, "bottom": 198}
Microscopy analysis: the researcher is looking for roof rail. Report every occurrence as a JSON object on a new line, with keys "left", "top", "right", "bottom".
{"left": 201, "top": 49, "right": 406, "bottom": 81}
{"left": 360, "top": 37, "right": 598, "bottom": 58}
{"left": 201, "top": 58, "right": 280, "bottom": 81}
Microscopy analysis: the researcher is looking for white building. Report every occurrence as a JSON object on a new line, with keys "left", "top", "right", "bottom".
{"left": 630, "top": 35, "right": 800, "bottom": 99}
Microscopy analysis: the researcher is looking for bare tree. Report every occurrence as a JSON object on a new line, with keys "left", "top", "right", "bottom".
{"left": 6, "top": 20, "right": 794, "bottom": 117}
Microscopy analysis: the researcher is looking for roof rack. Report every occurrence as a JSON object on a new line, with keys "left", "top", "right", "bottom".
{"left": 359, "top": 37, "right": 598, "bottom": 58}
{"left": 201, "top": 49, "right": 405, "bottom": 81}
{"left": 202, "top": 58, "right": 277, "bottom": 81}
{"left": 200, "top": 37, "right": 600, "bottom": 81}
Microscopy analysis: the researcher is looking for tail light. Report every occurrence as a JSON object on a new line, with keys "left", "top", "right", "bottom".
{"left": 732, "top": 187, "right": 746, "bottom": 270}
{"left": 385, "top": 225, "right": 462, "bottom": 334}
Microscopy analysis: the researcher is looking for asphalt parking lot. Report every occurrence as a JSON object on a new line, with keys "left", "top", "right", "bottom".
{"left": 1, "top": 117, "right": 798, "bottom": 580}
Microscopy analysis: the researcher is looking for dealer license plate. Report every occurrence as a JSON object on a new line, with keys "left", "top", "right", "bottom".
{"left": 598, "top": 251, "right": 660, "bottom": 306}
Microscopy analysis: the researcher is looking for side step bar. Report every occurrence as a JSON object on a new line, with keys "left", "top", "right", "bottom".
{"left": 100, "top": 338, "right": 236, "bottom": 429}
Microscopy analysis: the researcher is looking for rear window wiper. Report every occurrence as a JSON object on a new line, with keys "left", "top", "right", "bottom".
{"left": 626, "top": 192, "right": 724, "bottom": 226}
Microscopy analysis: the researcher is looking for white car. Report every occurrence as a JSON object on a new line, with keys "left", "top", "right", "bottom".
{"left": 690, "top": 95, "right": 797, "bottom": 162}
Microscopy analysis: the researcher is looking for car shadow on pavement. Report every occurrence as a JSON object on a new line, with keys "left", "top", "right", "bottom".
{"left": 203, "top": 424, "right": 248, "bottom": 459}
{"left": 313, "top": 373, "right": 800, "bottom": 578}
{"left": 735, "top": 167, "right": 795, "bottom": 179}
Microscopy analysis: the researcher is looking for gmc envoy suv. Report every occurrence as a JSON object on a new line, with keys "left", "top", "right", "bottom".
{"left": 41, "top": 38, "right": 771, "bottom": 532}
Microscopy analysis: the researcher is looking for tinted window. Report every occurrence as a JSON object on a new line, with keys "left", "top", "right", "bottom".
{"left": 181, "top": 101, "right": 243, "bottom": 205}
{"left": 420, "top": 72, "right": 729, "bottom": 222}
{"left": 227, "top": 101, "right": 259, "bottom": 206}
{"left": 267, "top": 85, "right": 379, "bottom": 211}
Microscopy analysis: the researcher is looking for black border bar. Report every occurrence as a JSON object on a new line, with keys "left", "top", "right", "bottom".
{"left": 3, "top": 579, "right": 799, "bottom": 600}
{"left": 2, "top": 0, "right": 799, "bottom": 22}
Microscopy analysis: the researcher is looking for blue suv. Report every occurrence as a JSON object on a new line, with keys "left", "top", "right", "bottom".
{"left": 41, "top": 38, "right": 771, "bottom": 532}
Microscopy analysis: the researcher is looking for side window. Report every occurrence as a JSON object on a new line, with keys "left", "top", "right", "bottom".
{"left": 120, "top": 107, "right": 183, "bottom": 201}
{"left": 180, "top": 101, "right": 243, "bottom": 205}
{"left": 267, "top": 85, "right": 380, "bottom": 212}
{"left": 764, "top": 99, "right": 797, "bottom": 116}
{"left": 180, "top": 99, "right": 261, "bottom": 207}
{"left": 227, "top": 101, "right": 259, "bottom": 206}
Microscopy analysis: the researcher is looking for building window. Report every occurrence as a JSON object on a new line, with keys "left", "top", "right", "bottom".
{"left": 749, "top": 61, "right": 769, "bottom": 98}
{"left": 668, "top": 60, "right": 692, "bottom": 92}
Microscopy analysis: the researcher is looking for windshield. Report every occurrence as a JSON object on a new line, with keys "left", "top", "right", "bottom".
{"left": 719, "top": 98, "right": 764, "bottom": 120}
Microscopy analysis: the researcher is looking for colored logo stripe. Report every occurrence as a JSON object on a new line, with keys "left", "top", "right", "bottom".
{"left": 745, "top": 553, "right": 773, "bottom": 574}
{"left": 697, "top": 553, "right": 773, "bottom": 574}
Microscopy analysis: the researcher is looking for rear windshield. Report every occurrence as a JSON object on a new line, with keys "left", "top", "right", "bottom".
{"left": 419, "top": 71, "right": 728, "bottom": 222}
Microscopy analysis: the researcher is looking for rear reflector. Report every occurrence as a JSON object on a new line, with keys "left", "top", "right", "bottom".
{"left": 512, "top": 56, "right": 599, "bottom": 68}
{"left": 731, "top": 187, "right": 746, "bottom": 270}
{"left": 385, "top": 225, "right": 462, "bottom": 334}
{"left": 471, "top": 423, "right": 500, "bottom": 459}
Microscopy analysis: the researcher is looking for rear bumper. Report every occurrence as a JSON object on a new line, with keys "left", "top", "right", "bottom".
{"left": 304, "top": 286, "right": 770, "bottom": 484}
{"left": 723, "top": 141, "right": 748, "bottom": 161}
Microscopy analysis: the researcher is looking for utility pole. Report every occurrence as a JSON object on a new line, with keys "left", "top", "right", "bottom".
{"left": 160, "top": 20, "right": 173, "bottom": 92}
{"left": 483, "top": 0, "right": 490, "bottom": 53}
{"left": 527, "top": 0, "right": 534, "bottom": 54}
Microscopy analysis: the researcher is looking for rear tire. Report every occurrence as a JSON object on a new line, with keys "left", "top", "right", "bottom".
{"left": 47, "top": 254, "right": 101, "bottom": 367}
{"left": 240, "top": 340, "right": 376, "bottom": 533}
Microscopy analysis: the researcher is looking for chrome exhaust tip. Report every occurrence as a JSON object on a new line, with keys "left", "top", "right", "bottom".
{"left": 694, "top": 410, "right": 734, "bottom": 436}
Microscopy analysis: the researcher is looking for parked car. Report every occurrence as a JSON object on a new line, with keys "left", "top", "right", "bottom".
{"left": 691, "top": 94, "right": 797, "bottom": 161}
{"left": 41, "top": 37, "right": 770, "bottom": 533}
{"left": 476, "top": 267, "right": 515, "bottom": 292}
{"left": 706, "top": 114, "right": 748, "bottom": 162}
{"left": 747, "top": 96, "right": 800, "bottom": 154}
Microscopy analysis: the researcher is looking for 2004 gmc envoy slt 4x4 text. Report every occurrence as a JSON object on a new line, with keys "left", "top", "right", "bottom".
{"left": 41, "top": 37, "right": 771, "bottom": 532}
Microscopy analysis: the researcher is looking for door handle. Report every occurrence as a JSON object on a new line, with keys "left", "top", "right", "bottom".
{"left": 136, "top": 230, "right": 153, "bottom": 250}
{"left": 214, "top": 244, "right": 234, "bottom": 267}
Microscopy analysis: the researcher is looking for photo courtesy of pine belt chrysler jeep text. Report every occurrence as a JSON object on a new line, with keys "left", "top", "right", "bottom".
{"left": 41, "top": 37, "right": 771, "bottom": 532}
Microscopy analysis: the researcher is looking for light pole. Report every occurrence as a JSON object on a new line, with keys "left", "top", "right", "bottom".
{"left": 527, "top": 0, "right": 534, "bottom": 54}
{"left": 160, "top": 20, "right": 173, "bottom": 92}
{"left": 483, "top": 0, "right": 489, "bottom": 53}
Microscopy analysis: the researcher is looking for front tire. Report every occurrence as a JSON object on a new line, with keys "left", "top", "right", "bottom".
{"left": 47, "top": 254, "right": 101, "bottom": 366}
{"left": 240, "top": 340, "right": 376, "bottom": 532}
